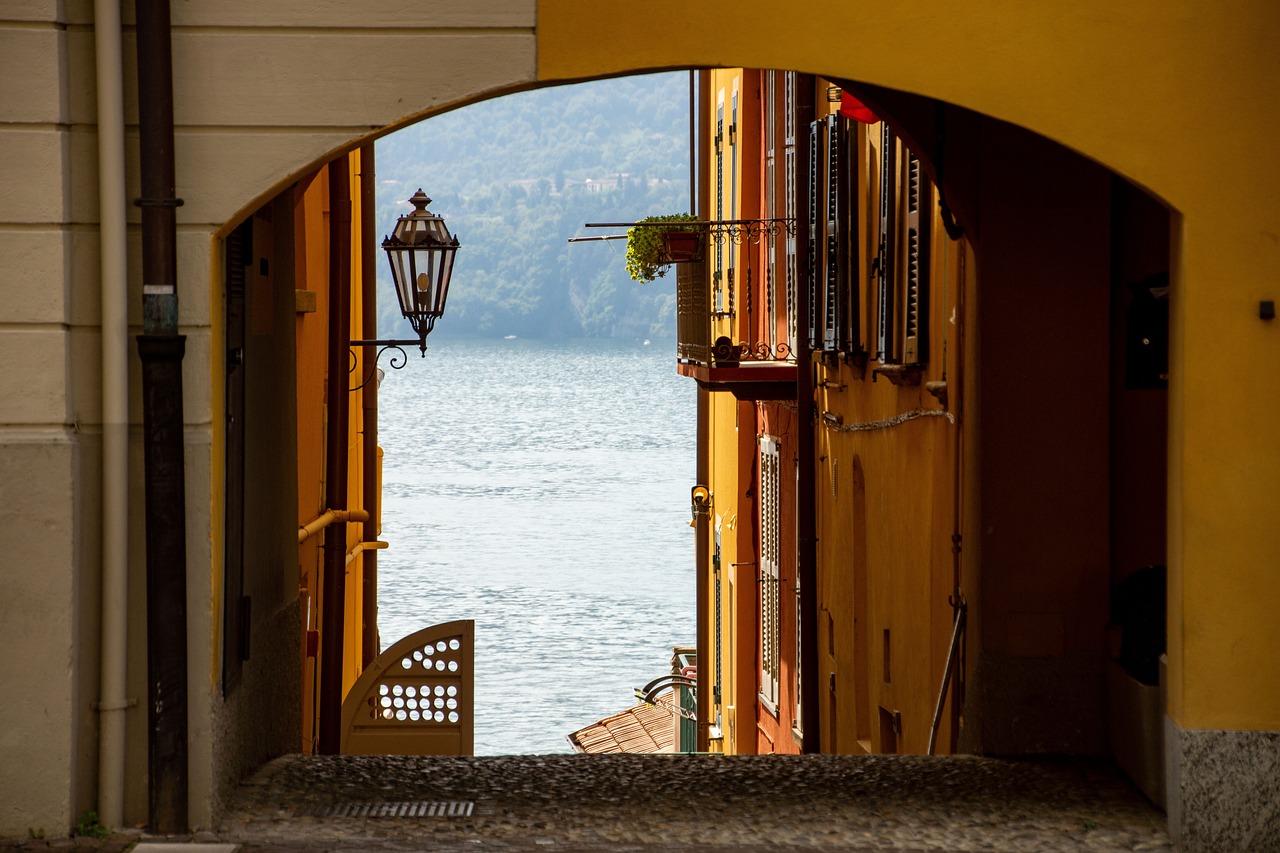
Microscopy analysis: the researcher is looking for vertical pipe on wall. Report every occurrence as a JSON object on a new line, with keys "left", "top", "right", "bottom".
{"left": 359, "top": 144, "right": 380, "bottom": 668}
{"left": 795, "top": 75, "right": 820, "bottom": 751}
{"left": 94, "top": 0, "right": 129, "bottom": 828}
{"left": 318, "top": 161, "right": 353, "bottom": 754}
{"left": 134, "top": 0, "right": 188, "bottom": 831}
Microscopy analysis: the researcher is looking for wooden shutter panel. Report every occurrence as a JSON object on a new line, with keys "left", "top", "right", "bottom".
{"left": 715, "top": 96, "right": 725, "bottom": 315}
{"left": 822, "top": 114, "right": 838, "bottom": 351}
{"left": 759, "top": 436, "right": 781, "bottom": 710}
{"left": 807, "top": 118, "right": 822, "bottom": 350}
{"left": 843, "top": 118, "right": 861, "bottom": 353}
{"left": 876, "top": 124, "right": 897, "bottom": 362}
{"left": 765, "top": 71, "right": 778, "bottom": 348}
{"left": 825, "top": 114, "right": 856, "bottom": 352}
{"left": 902, "top": 151, "right": 932, "bottom": 364}
{"left": 784, "top": 73, "right": 798, "bottom": 348}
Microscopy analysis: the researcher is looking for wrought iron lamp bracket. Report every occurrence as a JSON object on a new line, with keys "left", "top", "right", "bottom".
{"left": 348, "top": 338, "right": 423, "bottom": 391}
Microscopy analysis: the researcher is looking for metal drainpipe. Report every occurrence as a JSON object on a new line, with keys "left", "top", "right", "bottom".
{"left": 359, "top": 144, "right": 379, "bottom": 668}
{"left": 795, "top": 75, "right": 820, "bottom": 751}
{"left": 694, "top": 69, "right": 712, "bottom": 753}
{"left": 318, "top": 160, "right": 353, "bottom": 754}
{"left": 94, "top": 0, "right": 129, "bottom": 828}
{"left": 134, "top": 0, "right": 188, "bottom": 832}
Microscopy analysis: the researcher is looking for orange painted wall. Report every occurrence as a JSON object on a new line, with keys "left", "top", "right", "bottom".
{"left": 292, "top": 151, "right": 377, "bottom": 753}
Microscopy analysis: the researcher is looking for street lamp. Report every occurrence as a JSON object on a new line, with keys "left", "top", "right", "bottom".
{"left": 352, "top": 188, "right": 460, "bottom": 361}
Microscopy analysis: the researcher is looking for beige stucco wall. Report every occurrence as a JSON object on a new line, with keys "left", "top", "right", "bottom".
{"left": 2, "top": 0, "right": 1277, "bottom": 839}
{"left": 0, "top": 0, "right": 537, "bottom": 835}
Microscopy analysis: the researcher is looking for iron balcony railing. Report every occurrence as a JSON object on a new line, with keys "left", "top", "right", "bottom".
{"left": 672, "top": 219, "right": 797, "bottom": 366}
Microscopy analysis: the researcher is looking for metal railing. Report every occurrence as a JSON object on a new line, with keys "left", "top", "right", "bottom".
{"left": 677, "top": 259, "right": 795, "bottom": 366}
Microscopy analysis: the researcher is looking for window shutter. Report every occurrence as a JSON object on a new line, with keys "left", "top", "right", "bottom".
{"left": 759, "top": 436, "right": 781, "bottom": 710}
{"left": 876, "top": 124, "right": 898, "bottom": 362}
{"left": 765, "top": 72, "right": 778, "bottom": 348}
{"left": 807, "top": 118, "right": 822, "bottom": 350}
{"left": 784, "top": 73, "right": 798, "bottom": 348}
{"left": 825, "top": 114, "right": 856, "bottom": 352}
{"left": 715, "top": 95, "right": 725, "bottom": 315}
{"left": 793, "top": 459, "right": 802, "bottom": 732}
{"left": 843, "top": 118, "right": 861, "bottom": 353}
{"left": 902, "top": 151, "right": 932, "bottom": 364}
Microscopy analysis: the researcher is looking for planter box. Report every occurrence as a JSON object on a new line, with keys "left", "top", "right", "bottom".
{"left": 660, "top": 230, "right": 704, "bottom": 264}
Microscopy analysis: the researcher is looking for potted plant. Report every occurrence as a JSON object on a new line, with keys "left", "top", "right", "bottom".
{"left": 625, "top": 213, "right": 702, "bottom": 283}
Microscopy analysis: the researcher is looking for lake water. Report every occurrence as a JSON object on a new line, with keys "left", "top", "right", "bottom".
{"left": 375, "top": 338, "right": 697, "bottom": 754}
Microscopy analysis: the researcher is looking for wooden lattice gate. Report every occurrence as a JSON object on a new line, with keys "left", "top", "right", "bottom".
{"left": 340, "top": 620, "right": 474, "bottom": 755}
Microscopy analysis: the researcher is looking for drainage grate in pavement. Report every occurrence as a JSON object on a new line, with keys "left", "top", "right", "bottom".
{"left": 305, "top": 800, "right": 475, "bottom": 818}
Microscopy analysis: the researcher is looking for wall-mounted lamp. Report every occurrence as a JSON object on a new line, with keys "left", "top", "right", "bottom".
{"left": 690, "top": 484, "right": 712, "bottom": 523}
{"left": 351, "top": 188, "right": 460, "bottom": 371}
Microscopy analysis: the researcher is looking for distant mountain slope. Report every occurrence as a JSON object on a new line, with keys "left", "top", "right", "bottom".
{"left": 375, "top": 72, "right": 692, "bottom": 340}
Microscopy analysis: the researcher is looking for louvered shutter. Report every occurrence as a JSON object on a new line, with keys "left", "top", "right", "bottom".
{"left": 759, "top": 436, "right": 781, "bottom": 710}
{"left": 807, "top": 119, "right": 822, "bottom": 350}
{"left": 843, "top": 118, "right": 862, "bottom": 353}
{"left": 902, "top": 151, "right": 932, "bottom": 364}
{"left": 876, "top": 124, "right": 897, "bottom": 362}
{"left": 784, "top": 73, "right": 798, "bottom": 348}
{"left": 715, "top": 95, "right": 725, "bottom": 315}
{"left": 825, "top": 114, "right": 856, "bottom": 352}
{"left": 765, "top": 71, "right": 778, "bottom": 348}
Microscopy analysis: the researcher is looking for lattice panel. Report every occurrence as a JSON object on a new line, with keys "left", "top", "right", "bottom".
{"left": 341, "top": 620, "right": 474, "bottom": 755}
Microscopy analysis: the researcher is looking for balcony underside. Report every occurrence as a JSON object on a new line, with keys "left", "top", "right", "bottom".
{"left": 676, "top": 360, "right": 797, "bottom": 401}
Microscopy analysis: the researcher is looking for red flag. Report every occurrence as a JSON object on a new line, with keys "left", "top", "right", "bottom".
{"left": 840, "top": 91, "right": 880, "bottom": 124}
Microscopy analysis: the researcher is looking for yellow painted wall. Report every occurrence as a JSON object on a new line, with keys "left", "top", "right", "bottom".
{"left": 537, "top": 0, "right": 1280, "bottom": 733}
{"left": 293, "top": 152, "right": 376, "bottom": 752}
{"left": 809, "top": 104, "right": 965, "bottom": 755}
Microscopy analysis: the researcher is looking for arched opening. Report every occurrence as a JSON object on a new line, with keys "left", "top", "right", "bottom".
{"left": 212, "top": 63, "right": 1172, "bottom": 809}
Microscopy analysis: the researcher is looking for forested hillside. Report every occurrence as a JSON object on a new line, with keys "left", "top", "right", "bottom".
{"left": 374, "top": 72, "right": 691, "bottom": 340}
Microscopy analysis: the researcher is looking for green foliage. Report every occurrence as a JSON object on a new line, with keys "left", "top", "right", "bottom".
{"left": 74, "top": 811, "right": 110, "bottom": 839}
{"left": 27, "top": 827, "right": 45, "bottom": 839}
{"left": 625, "top": 213, "right": 698, "bottom": 283}
{"left": 374, "top": 73, "right": 691, "bottom": 339}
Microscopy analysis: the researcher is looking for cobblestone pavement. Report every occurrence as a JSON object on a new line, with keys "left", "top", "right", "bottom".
{"left": 4, "top": 754, "right": 1174, "bottom": 852}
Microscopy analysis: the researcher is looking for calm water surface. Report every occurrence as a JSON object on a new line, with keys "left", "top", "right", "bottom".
{"left": 376, "top": 338, "right": 696, "bottom": 754}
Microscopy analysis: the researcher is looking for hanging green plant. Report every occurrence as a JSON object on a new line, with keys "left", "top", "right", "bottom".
{"left": 625, "top": 213, "right": 700, "bottom": 283}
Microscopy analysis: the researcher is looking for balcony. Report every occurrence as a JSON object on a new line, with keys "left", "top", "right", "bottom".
{"left": 675, "top": 260, "right": 797, "bottom": 401}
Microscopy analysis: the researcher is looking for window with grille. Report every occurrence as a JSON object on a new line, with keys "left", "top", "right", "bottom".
{"left": 759, "top": 436, "right": 782, "bottom": 712}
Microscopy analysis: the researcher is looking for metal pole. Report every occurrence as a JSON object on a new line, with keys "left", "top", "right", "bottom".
{"left": 94, "top": 0, "right": 130, "bottom": 827}
{"left": 134, "top": 0, "right": 188, "bottom": 831}
{"left": 794, "top": 75, "right": 821, "bottom": 751}
{"left": 359, "top": 144, "right": 380, "bottom": 668}
{"left": 319, "top": 159, "right": 353, "bottom": 754}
